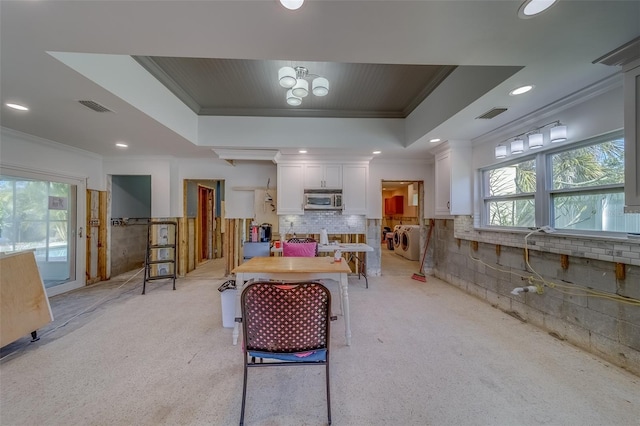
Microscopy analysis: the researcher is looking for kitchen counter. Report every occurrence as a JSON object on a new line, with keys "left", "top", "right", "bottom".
{"left": 271, "top": 242, "right": 373, "bottom": 254}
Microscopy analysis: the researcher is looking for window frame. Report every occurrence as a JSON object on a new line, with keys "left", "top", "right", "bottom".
{"left": 545, "top": 131, "right": 628, "bottom": 234}
{"left": 481, "top": 155, "right": 537, "bottom": 230}
{"left": 481, "top": 130, "right": 635, "bottom": 236}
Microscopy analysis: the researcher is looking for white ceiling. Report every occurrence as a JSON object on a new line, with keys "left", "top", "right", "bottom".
{"left": 1, "top": 1, "right": 638, "bottom": 161}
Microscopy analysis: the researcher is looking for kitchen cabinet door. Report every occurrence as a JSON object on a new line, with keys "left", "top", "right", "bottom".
{"left": 342, "top": 164, "right": 367, "bottom": 214}
{"left": 277, "top": 164, "right": 304, "bottom": 214}
{"left": 435, "top": 143, "right": 472, "bottom": 216}
{"left": 304, "top": 164, "right": 342, "bottom": 189}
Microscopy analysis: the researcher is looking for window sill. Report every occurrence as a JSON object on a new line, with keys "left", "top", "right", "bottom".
{"left": 473, "top": 226, "right": 640, "bottom": 243}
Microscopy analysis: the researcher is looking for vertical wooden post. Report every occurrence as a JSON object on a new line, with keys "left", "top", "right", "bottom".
{"left": 178, "top": 217, "right": 187, "bottom": 277}
{"left": 98, "top": 191, "right": 108, "bottom": 280}
{"left": 561, "top": 254, "right": 569, "bottom": 270}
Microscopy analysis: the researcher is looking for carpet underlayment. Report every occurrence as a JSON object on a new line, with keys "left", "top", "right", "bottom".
{"left": 1, "top": 253, "right": 639, "bottom": 425}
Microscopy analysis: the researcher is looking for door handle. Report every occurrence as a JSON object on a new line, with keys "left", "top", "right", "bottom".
{"left": 79, "top": 227, "right": 83, "bottom": 238}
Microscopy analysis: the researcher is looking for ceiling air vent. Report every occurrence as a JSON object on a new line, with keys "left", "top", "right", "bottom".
{"left": 77, "top": 100, "right": 113, "bottom": 113}
{"left": 476, "top": 107, "right": 507, "bottom": 119}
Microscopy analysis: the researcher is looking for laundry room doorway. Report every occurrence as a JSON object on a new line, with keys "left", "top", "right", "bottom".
{"left": 380, "top": 180, "right": 424, "bottom": 275}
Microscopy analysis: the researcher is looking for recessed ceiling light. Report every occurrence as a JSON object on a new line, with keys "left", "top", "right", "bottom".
{"left": 115, "top": 142, "right": 128, "bottom": 148}
{"left": 518, "top": 0, "right": 558, "bottom": 18}
{"left": 373, "top": 151, "right": 381, "bottom": 154}
{"left": 298, "top": 150, "right": 307, "bottom": 154}
{"left": 6, "top": 103, "right": 28, "bottom": 111}
{"left": 429, "top": 138, "right": 441, "bottom": 143}
{"left": 509, "top": 85, "right": 534, "bottom": 96}
{"left": 280, "top": 0, "right": 304, "bottom": 10}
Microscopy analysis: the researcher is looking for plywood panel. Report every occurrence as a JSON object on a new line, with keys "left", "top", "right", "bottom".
{"left": 0, "top": 251, "right": 54, "bottom": 346}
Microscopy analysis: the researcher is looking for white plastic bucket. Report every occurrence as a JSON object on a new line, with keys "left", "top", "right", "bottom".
{"left": 220, "top": 289, "right": 237, "bottom": 328}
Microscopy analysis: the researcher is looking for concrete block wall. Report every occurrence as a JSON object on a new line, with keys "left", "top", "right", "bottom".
{"left": 431, "top": 218, "right": 640, "bottom": 376}
{"left": 111, "top": 223, "right": 147, "bottom": 277}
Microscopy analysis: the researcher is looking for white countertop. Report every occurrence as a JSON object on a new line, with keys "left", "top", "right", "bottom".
{"left": 271, "top": 242, "right": 374, "bottom": 253}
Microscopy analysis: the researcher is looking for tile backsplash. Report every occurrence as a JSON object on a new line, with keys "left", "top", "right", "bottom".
{"left": 278, "top": 211, "right": 366, "bottom": 237}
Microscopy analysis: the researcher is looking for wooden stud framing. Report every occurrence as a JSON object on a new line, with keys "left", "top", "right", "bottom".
{"left": 456, "top": 238, "right": 461, "bottom": 248}
{"left": 98, "top": 191, "right": 108, "bottom": 280}
{"left": 495, "top": 244, "right": 501, "bottom": 257}
{"left": 561, "top": 254, "right": 569, "bottom": 270}
{"left": 615, "top": 263, "right": 626, "bottom": 280}
{"left": 178, "top": 217, "right": 187, "bottom": 277}
{"left": 471, "top": 241, "right": 478, "bottom": 251}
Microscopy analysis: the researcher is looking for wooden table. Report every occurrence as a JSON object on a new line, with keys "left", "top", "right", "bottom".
{"left": 231, "top": 256, "right": 353, "bottom": 345}
{"left": 272, "top": 243, "right": 374, "bottom": 288}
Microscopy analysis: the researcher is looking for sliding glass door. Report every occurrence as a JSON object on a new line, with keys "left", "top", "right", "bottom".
{"left": 0, "top": 169, "right": 85, "bottom": 296}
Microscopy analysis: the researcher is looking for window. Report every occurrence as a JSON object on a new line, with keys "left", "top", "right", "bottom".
{"left": 483, "top": 159, "right": 536, "bottom": 228}
{"left": 549, "top": 137, "right": 639, "bottom": 233}
{"left": 481, "top": 131, "right": 640, "bottom": 234}
{"left": 0, "top": 177, "right": 70, "bottom": 261}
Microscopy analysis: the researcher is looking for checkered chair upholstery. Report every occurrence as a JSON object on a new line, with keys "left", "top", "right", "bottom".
{"left": 239, "top": 280, "right": 333, "bottom": 425}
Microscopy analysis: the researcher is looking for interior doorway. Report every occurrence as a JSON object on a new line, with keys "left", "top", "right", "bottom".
{"left": 380, "top": 180, "right": 424, "bottom": 272}
{"left": 184, "top": 180, "right": 224, "bottom": 273}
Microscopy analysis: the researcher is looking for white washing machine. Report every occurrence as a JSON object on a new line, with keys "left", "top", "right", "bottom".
{"left": 392, "top": 225, "right": 403, "bottom": 254}
{"left": 399, "top": 225, "right": 421, "bottom": 260}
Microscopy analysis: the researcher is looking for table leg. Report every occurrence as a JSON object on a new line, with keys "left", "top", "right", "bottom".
{"left": 340, "top": 273, "right": 351, "bottom": 346}
{"left": 232, "top": 272, "right": 244, "bottom": 345}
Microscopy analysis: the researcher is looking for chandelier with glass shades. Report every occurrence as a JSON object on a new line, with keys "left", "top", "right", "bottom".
{"left": 278, "top": 66, "right": 329, "bottom": 106}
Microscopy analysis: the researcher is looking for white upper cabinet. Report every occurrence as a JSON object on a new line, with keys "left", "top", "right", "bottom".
{"left": 304, "top": 164, "right": 342, "bottom": 189}
{"left": 342, "top": 164, "right": 368, "bottom": 214}
{"left": 434, "top": 141, "right": 472, "bottom": 216}
{"left": 277, "top": 164, "right": 304, "bottom": 214}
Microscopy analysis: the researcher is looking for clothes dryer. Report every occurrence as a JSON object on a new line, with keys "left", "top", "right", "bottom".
{"left": 399, "top": 225, "right": 421, "bottom": 260}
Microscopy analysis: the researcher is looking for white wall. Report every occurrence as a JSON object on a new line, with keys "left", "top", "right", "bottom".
{"left": 368, "top": 159, "right": 434, "bottom": 218}
{"left": 102, "top": 157, "right": 277, "bottom": 218}
{"left": 198, "top": 116, "right": 405, "bottom": 151}
{"left": 1, "top": 128, "right": 103, "bottom": 189}
{"left": 103, "top": 157, "right": 173, "bottom": 218}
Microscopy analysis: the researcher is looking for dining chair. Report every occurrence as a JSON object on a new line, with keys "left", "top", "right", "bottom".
{"left": 239, "top": 280, "right": 335, "bottom": 426}
{"left": 283, "top": 237, "right": 318, "bottom": 257}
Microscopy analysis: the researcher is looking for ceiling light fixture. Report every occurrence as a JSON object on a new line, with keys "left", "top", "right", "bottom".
{"left": 298, "top": 150, "right": 307, "bottom": 154}
{"left": 6, "top": 102, "right": 29, "bottom": 111}
{"left": 278, "top": 66, "right": 329, "bottom": 106}
{"left": 518, "top": 0, "right": 558, "bottom": 18}
{"left": 115, "top": 142, "right": 128, "bottom": 148}
{"left": 527, "top": 132, "right": 544, "bottom": 149}
{"left": 510, "top": 138, "right": 524, "bottom": 154}
{"left": 279, "top": 0, "right": 304, "bottom": 10}
{"left": 494, "top": 120, "right": 567, "bottom": 159}
{"left": 373, "top": 151, "right": 381, "bottom": 154}
{"left": 495, "top": 144, "right": 508, "bottom": 159}
{"left": 509, "top": 85, "right": 534, "bottom": 96}
{"left": 549, "top": 123, "right": 567, "bottom": 142}
{"left": 429, "top": 138, "right": 441, "bottom": 143}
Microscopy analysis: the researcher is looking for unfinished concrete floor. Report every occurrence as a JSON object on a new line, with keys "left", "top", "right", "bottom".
{"left": 1, "top": 250, "right": 639, "bottom": 425}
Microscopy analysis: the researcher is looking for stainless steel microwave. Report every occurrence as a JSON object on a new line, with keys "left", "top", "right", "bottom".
{"left": 304, "top": 191, "right": 343, "bottom": 210}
